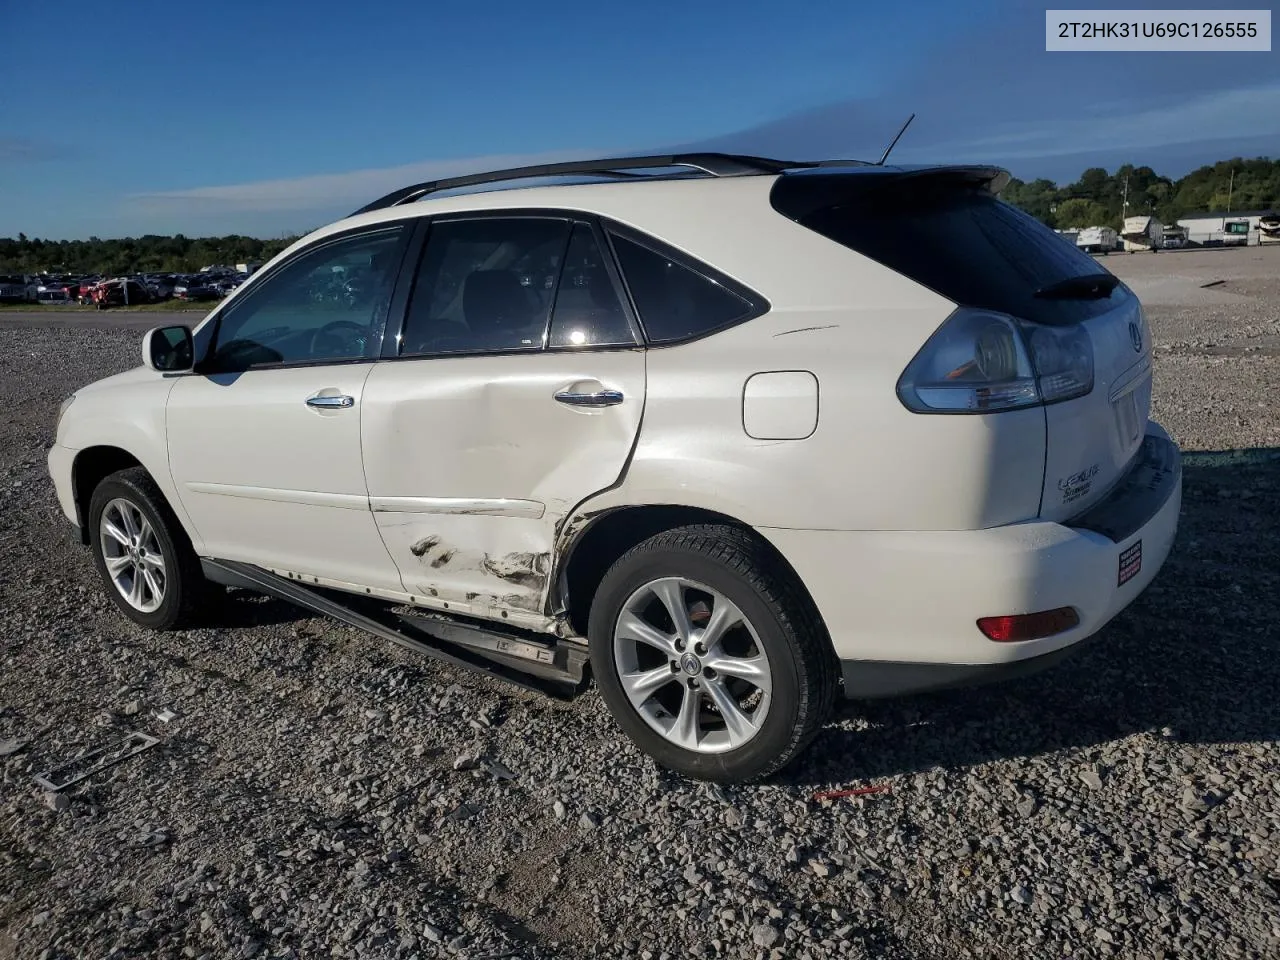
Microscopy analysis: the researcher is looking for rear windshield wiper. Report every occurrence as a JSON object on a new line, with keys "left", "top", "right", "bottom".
{"left": 1034, "top": 274, "right": 1120, "bottom": 300}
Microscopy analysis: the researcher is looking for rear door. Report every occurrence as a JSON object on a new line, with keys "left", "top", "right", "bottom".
{"left": 360, "top": 214, "right": 646, "bottom": 621}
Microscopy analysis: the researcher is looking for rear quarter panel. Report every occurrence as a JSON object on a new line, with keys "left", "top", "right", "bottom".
{"left": 578, "top": 187, "right": 1047, "bottom": 532}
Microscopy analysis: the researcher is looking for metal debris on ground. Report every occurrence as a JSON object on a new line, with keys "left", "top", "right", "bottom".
{"left": 812, "top": 783, "right": 892, "bottom": 803}
{"left": 33, "top": 731, "right": 160, "bottom": 792}
{"left": 0, "top": 737, "right": 30, "bottom": 757}
{"left": 153, "top": 708, "right": 178, "bottom": 723}
{"left": 482, "top": 758, "right": 517, "bottom": 781}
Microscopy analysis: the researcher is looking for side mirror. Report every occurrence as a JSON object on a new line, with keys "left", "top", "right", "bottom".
{"left": 143, "top": 325, "right": 194, "bottom": 372}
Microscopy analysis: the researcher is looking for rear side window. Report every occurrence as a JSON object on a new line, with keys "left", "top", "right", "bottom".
{"left": 548, "top": 224, "right": 635, "bottom": 348}
{"left": 609, "top": 234, "right": 756, "bottom": 343}
{"left": 400, "top": 217, "right": 571, "bottom": 356}
{"left": 772, "top": 172, "right": 1125, "bottom": 325}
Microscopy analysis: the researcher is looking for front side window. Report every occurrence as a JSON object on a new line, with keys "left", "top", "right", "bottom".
{"left": 400, "top": 218, "right": 571, "bottom": 356}
{"left": 205, "top": 226, "right": 404, "bottom": 372}
{"left": 609, "top": 234, "right": 755, "bottom": 344}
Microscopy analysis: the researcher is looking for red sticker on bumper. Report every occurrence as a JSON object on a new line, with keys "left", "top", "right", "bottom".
{"left": 1118, "top": 540, "right": 1142, "bottom": 586}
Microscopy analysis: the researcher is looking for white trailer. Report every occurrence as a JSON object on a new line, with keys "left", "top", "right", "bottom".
{"left": 1076, "top": 226, "right": 1117, "bottom": 254}
{"left": 1258, "top": 214, "right": 1280, "bottom": 245}
{"left": 1121, "top": 216, "right": 1164, "bottom": 252}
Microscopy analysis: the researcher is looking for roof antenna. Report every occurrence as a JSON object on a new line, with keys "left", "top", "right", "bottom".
{"left": 875, "top": 113, "right": 915, "bottom": 166}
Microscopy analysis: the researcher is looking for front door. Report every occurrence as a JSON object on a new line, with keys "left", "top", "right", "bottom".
{"left": 167, "top": 224, "right": 410, "bottom": 591}
{"left": 360, "top": 215, "right": 646, "bottom": 621}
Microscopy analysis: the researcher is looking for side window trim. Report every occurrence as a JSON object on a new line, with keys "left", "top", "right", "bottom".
{"left": 380, "top": 217, "right": 430, "bottom": 359}
{"left": 599, "top": 218, "right": 771, "bottom": 347}
{"left": 538, "top": 220, "right": 579, "bottom": 350}
{"left": 584, "top": 217, "right": 644, "bottom": 347}
{"left": 194, "top": 220, "right": 416, "bottom": 374}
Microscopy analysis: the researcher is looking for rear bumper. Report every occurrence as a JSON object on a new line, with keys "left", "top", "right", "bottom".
{"left": 760, "top": 421, "right": 1181, "bottom": 698}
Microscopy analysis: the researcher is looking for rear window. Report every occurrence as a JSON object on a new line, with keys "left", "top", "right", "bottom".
{"left": 772, "top": 171, "right": 1127, "bottom": 325}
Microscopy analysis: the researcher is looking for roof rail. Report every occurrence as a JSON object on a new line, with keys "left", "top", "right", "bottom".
{"left": 348, "top": 152, "right": 822, "bottom": 217}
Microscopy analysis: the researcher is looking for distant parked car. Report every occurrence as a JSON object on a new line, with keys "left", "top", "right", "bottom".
{"left": 0, "top": 275, "right": 38, "bottom": 303}
{"left": 144, "top": 277, "right": 177, "bottom": 300}
{"left": 92, "top": 279, "right": 153, "bottom": 309}
{"left": 174, "top": 279, "right": 219, "bottom": 301}
{"left": 36, "top": 282, "right": 75, "bottom": 303}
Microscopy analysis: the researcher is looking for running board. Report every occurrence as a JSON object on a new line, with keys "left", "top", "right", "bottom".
{"left": 395, "top": 612, "right": 588, "bottom": 688}
{"left": 200, "top": 559, "right": 588, "bottom": 699}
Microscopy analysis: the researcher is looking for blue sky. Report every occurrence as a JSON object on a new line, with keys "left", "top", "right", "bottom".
{"left": 1, "top": 0, "right": 1277, "bottom": 240}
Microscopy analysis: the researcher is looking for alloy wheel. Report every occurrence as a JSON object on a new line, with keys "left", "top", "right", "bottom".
{"left": 99, "top": 497, "right": 166, "bottom": 613}
{"left": 612, "top": 577, "right": 772, "bottom": 754}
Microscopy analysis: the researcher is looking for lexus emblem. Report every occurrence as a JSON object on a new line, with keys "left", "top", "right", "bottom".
{"left": 1128, "top": 321, "right": 1143, "bottom": 353}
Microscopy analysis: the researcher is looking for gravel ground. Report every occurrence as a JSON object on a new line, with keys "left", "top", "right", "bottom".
{"left": 2, "top": 246, "right": 1278, "bottom": 960}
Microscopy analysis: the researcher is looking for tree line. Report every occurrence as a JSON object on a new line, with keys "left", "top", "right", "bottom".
{"left": 0, "top": 233, "right": 301, "bottom": 276}
{"left": 2, "top": 156, "right": 1278, "bottom": 274}
{"left": 1003, "top": 156, "right": 1280, "bottom": 229}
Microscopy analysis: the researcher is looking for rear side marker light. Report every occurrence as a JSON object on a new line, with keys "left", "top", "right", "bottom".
{"left": 977, "top": 607, "right": 1080, "bottom": 642}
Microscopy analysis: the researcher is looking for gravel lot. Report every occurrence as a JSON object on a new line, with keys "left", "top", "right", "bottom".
{"left": 2, "top": 246, "right": 1278, "bottom": 960}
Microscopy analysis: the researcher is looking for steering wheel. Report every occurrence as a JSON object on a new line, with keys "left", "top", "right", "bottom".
{"left": 310, "top": 320, "right": 369, "bottom": 358}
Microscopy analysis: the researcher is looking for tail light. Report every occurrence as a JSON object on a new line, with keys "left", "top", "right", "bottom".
{"left": 897, "top": 308, "right": 1093, "bottom": 413}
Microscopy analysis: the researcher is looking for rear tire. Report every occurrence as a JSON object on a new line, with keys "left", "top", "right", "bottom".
{"left": 88, "top": 467, "right": 208, "bottom": 630}
{"left": 588, "top": 524, "right": 837, "bottom": 783}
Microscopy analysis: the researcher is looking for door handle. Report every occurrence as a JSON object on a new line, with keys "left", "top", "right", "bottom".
{"left": 554, "top": 388, "right": 624, "bottom": 407}
{"left": 306, "top": 394, "right": 355, "bottom": 409}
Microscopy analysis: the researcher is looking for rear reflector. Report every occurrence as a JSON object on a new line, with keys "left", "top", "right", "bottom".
{"left": 977, "top": 607, "right": 1080, "bottom": 642}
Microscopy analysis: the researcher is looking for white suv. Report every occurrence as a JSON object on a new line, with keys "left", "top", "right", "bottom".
{"left": 49, "top": 153, "right": 1182, "bottom": 782}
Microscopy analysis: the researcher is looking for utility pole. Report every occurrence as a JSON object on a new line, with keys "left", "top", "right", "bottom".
{"left": 1121, "top": 174, "right": 1130, "bottom": 222}
{"left": 1226, "top": 167, "right": 1235, "bottom": 213}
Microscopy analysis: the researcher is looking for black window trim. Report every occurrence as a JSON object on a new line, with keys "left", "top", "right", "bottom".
{"left": 599, "top": 218, "right": 771, "bottom": 347}
{"left": 188, "top": 220, "right": 418, "bottom": 376}
{"left": 382, "top": 208, "right": 646, "bottom": 364}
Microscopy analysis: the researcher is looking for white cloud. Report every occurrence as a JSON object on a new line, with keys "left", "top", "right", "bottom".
{"left": 926, "top": 83, "right": 1280, "bottom": 161}
{"left": 127, "top": 148, "right": 606, "bottom": 216}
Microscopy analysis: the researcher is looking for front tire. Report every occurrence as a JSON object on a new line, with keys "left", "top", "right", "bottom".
{"left": 588, "top": 524, "right": 837, "bottom": 783}
{"left": 88, "top": 467, "right": 208, "bottom": 630}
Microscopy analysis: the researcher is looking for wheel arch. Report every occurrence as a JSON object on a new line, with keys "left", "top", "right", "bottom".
{"left": 553, "top": 504, "right": 834, "bottom": 657}
{"left": 71, "top": 446, "right": 146, "bottom": 544}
